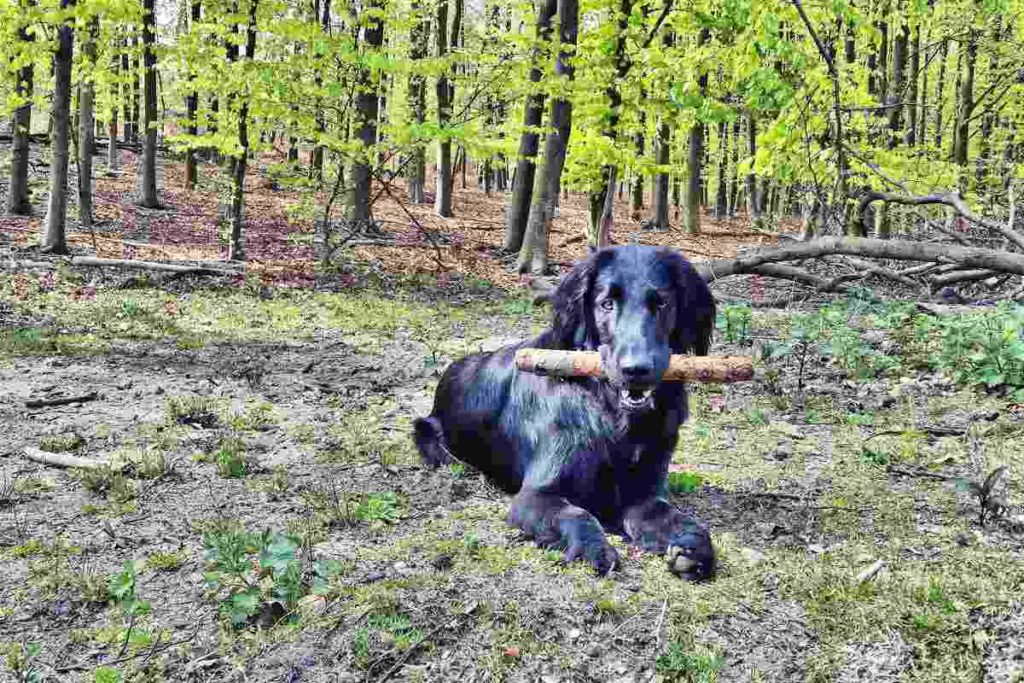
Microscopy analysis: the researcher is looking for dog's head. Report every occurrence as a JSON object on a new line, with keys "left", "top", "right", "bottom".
{"left": 551, "top": 246, "right": 715, "bottom": 412}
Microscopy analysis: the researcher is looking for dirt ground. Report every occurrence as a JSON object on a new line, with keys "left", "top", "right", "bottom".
{"left": 1, "top": 146, "right": 1023, "bottom": 683}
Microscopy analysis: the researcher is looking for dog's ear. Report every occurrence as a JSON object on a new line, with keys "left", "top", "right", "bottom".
{"left": 550, "top": 250, "right": 613, "bottom": 350}
{"left": 665, "top": 250, "right": 716, "bottom": 355}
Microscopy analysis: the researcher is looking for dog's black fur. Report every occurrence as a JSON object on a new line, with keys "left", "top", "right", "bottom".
{"left": 414, "top": 245, "right": 717, "bottom": 579}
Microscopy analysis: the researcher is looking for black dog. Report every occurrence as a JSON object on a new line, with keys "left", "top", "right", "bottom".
{"left": 414, "top": 246, "right": 716, "bottom": 580}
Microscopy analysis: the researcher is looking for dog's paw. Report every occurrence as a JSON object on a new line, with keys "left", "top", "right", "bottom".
{"left": 666, "top": 529, "right": 715, "bottom": 581}
{"left": 564, "top": 536, "right": 620, "bottom": 575}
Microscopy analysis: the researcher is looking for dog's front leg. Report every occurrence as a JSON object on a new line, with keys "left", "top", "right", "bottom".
{"left": 508, "top": 489, "right": 619, "bottom": 574}
{"left": 622, "top": 498, "right": 715, "bottom": 581}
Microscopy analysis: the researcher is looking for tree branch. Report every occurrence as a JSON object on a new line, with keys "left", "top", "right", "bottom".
{"left": 641, "top": 0, "right": 674, "bottom": 49}
{"left": 856, "top": 190, "right": 1024, "bottom": 251}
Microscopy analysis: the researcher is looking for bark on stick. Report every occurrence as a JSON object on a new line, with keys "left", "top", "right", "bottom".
{"left": 514, "top": 349, "right": 754, "bottom": 383}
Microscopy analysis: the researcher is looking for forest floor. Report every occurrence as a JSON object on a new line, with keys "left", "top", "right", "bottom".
{"left": 1, "top": 146, "right": 1023, "bottom": 683}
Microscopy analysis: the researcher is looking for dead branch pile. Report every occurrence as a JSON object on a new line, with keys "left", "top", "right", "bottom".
{"left": 693, "top": 189, "right": 1024, "bottom": 301}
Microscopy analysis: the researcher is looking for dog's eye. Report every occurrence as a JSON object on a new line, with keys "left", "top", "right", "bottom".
{"left": 651, "top": 294, "right": 669, "bottom": 310}
{"left": 600, "top": 299, "right": 615, "bottom": 311}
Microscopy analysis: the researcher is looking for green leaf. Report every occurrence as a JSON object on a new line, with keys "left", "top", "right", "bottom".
{"left": 93, "top": 667, "right": 123, "bottom": 683}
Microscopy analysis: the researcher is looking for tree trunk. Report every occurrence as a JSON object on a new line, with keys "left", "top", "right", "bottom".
{"left": 887, "top": 22, "right": 907, "bottom": 149}
{"left": 42, "top": 0, "right": 75, "bottom": 254}
{"left": 975, "top": 17, "right": 1000, "bottom": 185}
{"left": 138, "top": 0, "right": 161, "bottom": 208}
{"left": 434, "top": 0, "right": 453, "bottom": 217}
{"left": 516, "top": 0, "right": 577, "bottom": 274}
{"left": 934, "top": 39, "right": 947, "bottom": 149}
{"left": 586, "top": 0, "right": 633, "bottom": 247}
{"left": 876, "top": 19, "right": 889, "bottom": 106}
{"left": 952, "top": 30, "right": 975, "bottom": 167}
{"left": 107, "top": 49, "right": 120, "bottom": 174}
{"left": 652, "top": 118, "right": 670, "bottom": 229}
{"left": 729, "top": 118, "right": 740, "bottom": 216}
{"left": 916, "top": 22, "right": 928, "bottom": 146}
{"left": 630, "top": 131, "right": 644, "bottom": 220}
{"left": 684, "top": 28, "right": 710, "bottom": 234}
{"left": 7, "top": 0, "right": 34, "bottom": 216}
{"left": 715, "top": 120, "right": 728, "bottom": 217}
{"left": 352, "top": 0, "right": 384, "bottom": 223}
{"left": 130, "top": 49, "right": 140, "bottom": 143}
{"left": 905, "top": 25, "right": 919, "bottom": 146}
{"left": 310, "top": 0, "right": 331, "bottom": 182}
{"left": 228, "top": 0, "right": 259, "bottom": 261}
{"left": 184, "top": 0, "right": 201, "bottom": 190}
{"left": 407, "top": 0, "right": 430, "bottom": 204}
{"left": 78, "top": 17, "right": 98, "bottom": 229}
{"left": 746, "top": 115, "right": 761, "bottom": 219}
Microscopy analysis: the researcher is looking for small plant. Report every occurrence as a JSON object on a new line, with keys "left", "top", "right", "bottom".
{"left": 860, "top": 445, "right": 889, "bottom": 467}
{"left": 26, "top": 537, "right": 83, "bottom": 597}
{"left": 229, "top": 400, "right": 279, "bottom": 432}
{"left": 449, "top": 462, "right": 466, "bottom": 478}
{"left": 922, "top": 578, "right": 957, "bottom": 614}
{"left": 353, "top": 628, "right": 371, "bottom": 667}
{"left": 288, "top": 422, "right": 316, "bottom": 444}
{"left": 718, "top": 304, "right": 753, "bottom": 345}
{"left": 108, "top": 560, "right": 149, "bottom": 616}
{"left": 114, "top": 447, "right": 167, "bottom": 480}
{"left": 198, "top": 436, "right": 248, "bottom": 478}
{"left": 39, "top": 432, "right": 86, "bottom": 453}
{"left": 77, "top": 466, "right": 137, "bottom": 504}
{"left": 0, "top": 476, "right": 15, "bottom": 507}
{"left": 746, "top": 408, "right": 769, "bottom": 426}
{"left": 355, "top": 492, "right": 399, "bottom": 528}
{"left": 463, "top": 532, "right": 482, "bottom": 553}
{"left": 366, "top": 612, "right": 423, "bottom": 651}
{"left": 503, "top": 298, "right": 533, "bottom": 315}
{"left": 655, "top": 643, "right": 723, "bottom": 681}
{"left": 959, "top": 465, "right": 1010, "bottom": 526}
{"left": 668, "top": 470, "right": 703, "bottom": 494}
{"left": 203, "top": 529, "right": 341, "bottom": 628}
{"left": 845, "top": 411, "right": 876, "bottom": 426}
{"left": 2, "top": 641, "right": 42, "bottom": 683}
{"left": 165, "top": 395, "right": 224, "bottom": 428}
{"left": 92, "top": 666, "right": 123, "bottom": 683}
{"left": 13, "top": 477, "right": 54, "bottom": 494}
{"left": 120, "top": 299, "right": 140, "bottom": 317}
{"left": 302, "top": 479, "right": 356, "bottom": 528}
{"left": 145, "top": 550, "right": 187, "bottom": 572}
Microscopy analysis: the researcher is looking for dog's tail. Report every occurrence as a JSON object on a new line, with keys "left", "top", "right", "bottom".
{"left": 413, "top": 416, "right": 452, "bottom": 467}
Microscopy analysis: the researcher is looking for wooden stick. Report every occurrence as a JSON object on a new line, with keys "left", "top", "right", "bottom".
{"left": 514, "top": 349, "right": 754, "bottom": 383}
{"left": 22, "top": 447, "right": 109, "bottom": 470}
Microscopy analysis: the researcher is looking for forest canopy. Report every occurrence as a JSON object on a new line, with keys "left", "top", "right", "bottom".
{"left": 1, "top": 0, "right": 1022, "bottom": 273}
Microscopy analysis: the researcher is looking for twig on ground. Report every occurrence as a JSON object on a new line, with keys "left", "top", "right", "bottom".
{"left": 854, "top": 559, "right": 886, "bottom": 584}
{"left": 21, "top": 447, "right": 109, "bottom": 470}
{"left": 25, "top": 392, "right": 99, "bottom": 408}
{"left": 885, "top": 464, "right": 958, "bottom": 481}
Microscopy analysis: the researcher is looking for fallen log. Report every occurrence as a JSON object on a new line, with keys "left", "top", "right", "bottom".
{"left": 514, "top": 349, "right": 754, "bottom": 383}
{"left": 4, "top": 256, "right": 238, "bottom": 277}
{"left": 698, "top": 237, "right": 1024, "bottom": 281}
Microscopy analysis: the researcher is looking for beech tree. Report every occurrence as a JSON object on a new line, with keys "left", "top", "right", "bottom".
{"left": 41, "top": 0, "right": 75, "bottom": 254}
